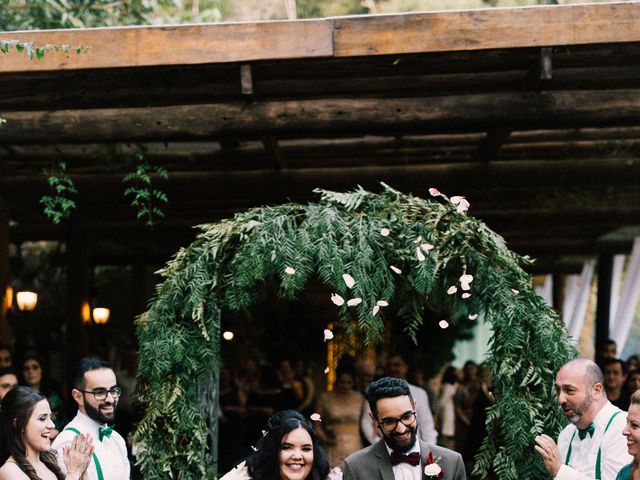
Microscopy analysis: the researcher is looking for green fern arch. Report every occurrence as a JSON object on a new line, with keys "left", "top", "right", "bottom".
{"left": 134, "top": 184, "right": 575, "bottom": 480}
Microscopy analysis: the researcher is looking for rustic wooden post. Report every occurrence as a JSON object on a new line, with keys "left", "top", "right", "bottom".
{"left": 66, "top": 230, "right": 90, "bottom": 369}
{"left": 595, "top": 254, "right": 613, "bottom": 366}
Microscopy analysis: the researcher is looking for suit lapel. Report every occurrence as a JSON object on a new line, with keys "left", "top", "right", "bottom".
{"left": 419, "top": 439, "right": 431, "bottom": 480}
{"left": 373, "top": 439, "right": 395, "bottom": 480}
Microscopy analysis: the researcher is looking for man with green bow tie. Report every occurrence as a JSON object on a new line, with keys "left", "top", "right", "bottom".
{"left": 52, "top": 358, "right": 131, "bottom": 480}
{"left": 534, "top": 358, "right": 631, "bottom": 480}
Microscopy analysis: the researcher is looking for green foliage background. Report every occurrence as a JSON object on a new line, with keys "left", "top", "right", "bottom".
{"left": 135, "top": 184, "right": 574, "bottom": 480}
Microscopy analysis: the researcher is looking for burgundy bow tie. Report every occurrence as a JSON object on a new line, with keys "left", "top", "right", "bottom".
{"left": 389, "top": 451, "right": 420, "bottom": 466}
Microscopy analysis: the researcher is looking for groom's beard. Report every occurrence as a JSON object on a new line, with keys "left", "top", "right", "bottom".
{"left": 382, "top": 424, "right": 417, "bottom": 453}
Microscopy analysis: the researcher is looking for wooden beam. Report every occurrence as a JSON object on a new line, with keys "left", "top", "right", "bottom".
{"left": 3, "top": 90, "right": 640, "bottom": 144}
{"left": 1, "top": 3, "right": 639, "bottom": 73}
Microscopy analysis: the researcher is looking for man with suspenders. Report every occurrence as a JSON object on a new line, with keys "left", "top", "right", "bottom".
{"left": 52, "top": 358, "right": 130, "bottom": 480}
{"left": 535, "top": 358, "right": 631, "bottom": 480}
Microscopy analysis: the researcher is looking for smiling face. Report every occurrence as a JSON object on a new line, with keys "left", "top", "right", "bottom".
{"left": 374, "top": 394, "right": 417, "bottom": 452}
{"left": 279, "top": 427, "right": 314, "bottom": 480}
{"left": 23, "top": 399, "right": 55, "bottom": 455}
{"left": 73, "top": 368, "right": 118, "bottom": 424}
{"left": 623, "top": 404, "right": 640, "bottom": 460}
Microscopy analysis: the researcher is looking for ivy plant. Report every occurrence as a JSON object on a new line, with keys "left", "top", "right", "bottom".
{"left": 40, "top": 161, "right": 78, "bottom": 224}
{"left": 123, "top": 152, "right": 169, "bottom": 227}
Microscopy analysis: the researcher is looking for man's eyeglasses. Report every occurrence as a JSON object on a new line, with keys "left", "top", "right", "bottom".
{"left": 378, "top": 411, "right": 417, "bottom": 432}
{"left": 77, "top": 387, "right": 122, "bottom": 401}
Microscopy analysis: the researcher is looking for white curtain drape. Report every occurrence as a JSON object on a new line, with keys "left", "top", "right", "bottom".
{"left": 610, "top": 254, "right": 626, "bottom": 320}
{"left": 283, "top": 0, "right": 297, "bottom": 19}
{"left": 611, "top": 237, "right": 640, "bottom": 351}
{"left": 562, "top": 260, "right": 596, "bottom": 343}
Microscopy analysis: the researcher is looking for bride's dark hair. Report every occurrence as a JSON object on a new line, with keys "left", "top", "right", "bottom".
{"left": 0, "top": 386, "right": 65, "bottom": 480}
{"left": 246, "top": 410, "right": 330, "bottom": 480}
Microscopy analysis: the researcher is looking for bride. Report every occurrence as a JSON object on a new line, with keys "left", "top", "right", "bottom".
{"left": 220, "top": 410, "right": 342, "bottom": 480}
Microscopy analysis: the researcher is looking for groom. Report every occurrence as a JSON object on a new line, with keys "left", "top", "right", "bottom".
{"left": 344, "top": 377, "right": 466, "bottom": 480}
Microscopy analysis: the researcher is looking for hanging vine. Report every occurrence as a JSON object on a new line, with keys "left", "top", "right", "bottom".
{"left": 123, "top": 150, "right": 169, "bottom": 227}
{"left": 40, "top": 160, "right": 78, "bottom": 224}
{"left": 135, "top": 184, "right": 575, "bottom": 480}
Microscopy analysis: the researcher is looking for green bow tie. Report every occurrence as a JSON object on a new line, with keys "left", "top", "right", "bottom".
{"left": 99, "top": 426, "right": 114, "bottom": 441}
{"left": 577, "top": 423, "right": 595, "bottom": 440}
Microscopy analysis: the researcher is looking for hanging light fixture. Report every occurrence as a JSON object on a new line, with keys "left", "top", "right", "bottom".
{"left": 92, "top": 307, "right": 110, "bottom": 325}
{"left": 81, "top": 301, "right": 92, "bottom": 325}
{"left": 16, "top": 291, "right": 38, "bottom": 312}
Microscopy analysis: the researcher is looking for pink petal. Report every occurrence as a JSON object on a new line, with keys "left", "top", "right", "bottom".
{"left": 429, "top": 187, "right": 441, "bottom": 197}
{"left": 330, "top": 293, "right": 345, "bottom": 306}
{"left": 310, "top": 413, "right": 322, "bottom": 421}
{"left": 414, "top": 236, "right": 422, "bottom": 244}
{"left": 324, "top": 367, "right": 330, "bottom": 374}
{"left": 372, "top": 305, "right": 380, "bottom": 316}
{"left": 512, "top": 288, "right": 520, "bottom": 295}
{"left": 420, "top": 243, "right": 434, "bottom": 253}
{"left": 469, "top": 314, "right": 478, "bottom": 320}
{"left": 461, "top": 282, "right": 471, "bottom": 291}
{"left": 285, "top": 266, "right": 296, "bottom": 275}
{"left": 462, "top": 293, "right": 471, "bottom": 299}
{"left": 447, "top": 286, "right": 457, "bottom": 295}
{"left": 342, "top": 274, "right": 356, "bottom": 289}
{"left": 323, "top": 329, "right": 334, "bottom": 342}
{"left": 380, "top": 228, "right": 390, "bottom": 237}
{"left": 438, "top": 320, "right": 449, "bottom": 329}
{"left": 416, "top": 247, "right": 426, "bottom": 262}
{"left": 450, "top": 195, "right": 464, "bottom": 205}
{"left": 347, "top": 298, "right": 362, "bottom": 307}
{"left": 376, "top": 300, "right": 388, "bottom": 307}
{"left": 460, "top": 274, "right": 474, "bottom": 284}
{"left": 390, "top": 265, "right": 402, "bottom": 274}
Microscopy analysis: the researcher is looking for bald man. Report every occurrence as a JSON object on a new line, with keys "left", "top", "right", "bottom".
{"left": 535, "top": 358, "right": 631, "bottom": 480}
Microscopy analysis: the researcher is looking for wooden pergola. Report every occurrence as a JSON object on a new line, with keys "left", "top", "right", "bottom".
{"left": 1, "top": 1, "right": 639, "bottom": 353}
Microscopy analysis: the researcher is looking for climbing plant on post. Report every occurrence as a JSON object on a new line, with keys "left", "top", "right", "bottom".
{"left": 135, "top": 184, "right": 575, "bottom": 480}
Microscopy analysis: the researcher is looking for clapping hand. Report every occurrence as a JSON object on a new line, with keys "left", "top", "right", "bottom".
{"left": 63, "top": 433, "right": 94, "bottom": 480}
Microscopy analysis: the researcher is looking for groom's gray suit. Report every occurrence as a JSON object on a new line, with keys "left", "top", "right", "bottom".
{"left": 343, "top": 438, "right": 466, "bottom": 480}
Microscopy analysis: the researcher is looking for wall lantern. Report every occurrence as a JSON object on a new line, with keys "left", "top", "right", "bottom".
{"left": 222, "top": 331, "right": 234, "bottom": 341}
{"left": 16, "top": 291, "right": 38, "bottom": 312}
{"left": 92, "top": 307, "right": 110, "bottom": 325}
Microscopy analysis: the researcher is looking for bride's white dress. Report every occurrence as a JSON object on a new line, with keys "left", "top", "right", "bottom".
{"left": 219, "top": 461, "right": 343, "bottom": 480}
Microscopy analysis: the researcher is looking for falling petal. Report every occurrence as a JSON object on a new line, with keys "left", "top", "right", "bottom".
{"left": 429, "top": 187, "right": 441, "bottom": 197}
{"left": 380, "top": 228, "right": 390, "bottom": 237}
{"left": 461, "top": 282, "right": 471, "bottom": 291}
{"left": 420, "top": 243, "right": 435, "bottom": 253}
{"left": 460, "top": 274, "right": 474, "bottom": 284}
{"left": 376, "top": 300, "right": 389, "bottom": 307}
{"left": 323, "top": 329, "right": 334, "bottom": 341}
{"left": 310, "top": 413, "right": 322, "bottom": 422}
{"left": 330, "top": 293, "right": 345, "bottom": 306}
{"left": 372, "top": 305, "right": 380, "bottom": 316}
{"left": 414, "top": 236, "right": 422, "bottom": 244}
{"left": 512, "top": 288, "right": 520, "bottom": 295}
{"left": 416, "top": 247, "right": 426, "bottom": 262}
{"left": 462, "top": 293, "right": 471, "bottom": 299}
{"left": 469, "top": 314, "right": 478, "bottom": 320}
{"left": 285, "top": 266, "right": 296, "bottom": 275}
{"left": 390, "top": 265, "right": 402, "bottom": 274}
{"left": 343, "top": 274, "right": 356, "bottom": 289}
{"left": 447, "top": 286, "right": 457, "bottom": 295}
{"left": 438, "top": 320, "right": 449, "bottom": 329}
{"left": 347, "top": 298, "right": 362, "bottom": 307}
{"left": 324, "top": 367, "right": 330, "bottom": 374}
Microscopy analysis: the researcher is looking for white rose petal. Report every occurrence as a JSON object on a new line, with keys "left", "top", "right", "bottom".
{"left": 380, "top": 228, "right": 390, "bottom": 237}
{"left": 420, "top": 243, "right": 435, "bottom": 253}
{"left": 324, "top": 367, "right": 330, "bottom": 374}
{"left": 416, "top": 247, "right": 426, "bottom": 262}
{"left": 372, "top": 305, "right": 380, "bottom": 316}
{"left": 447, "top": 286, "right": 457, "bottom": 295}
{"left": 450, "top": 195, "right": 464, "bottom": 205}
{"left": 310, "top": 413, "right": 322, "bottom": 422}
{"left": 376, "top": 300, "right": 389, "bottom": 307}
{"left": 461, "top": 282, "right": 471, "bottom": 291}
{"left": 414, "top": 236, "right": 422, "bottom": 244}
{"left": 460, "top": 274, "right": 474, "bottom": 284}
{"left": 390, "top": 265, "right": 402, "bottom": 274}
{"left": 462, "top": 293, "right": 471, "bottom": 299}
{"left": 323, "top": 329, "right": 334, "bottom": 341}
{"left": 347, "top": 298, "right": 362, "bottom": 307}
{"left": 512, "top": 288, "right": 520, "bottom": 295}
{"left": 424, "top": 463, "right": 442, "bottom": 476}
{"left": 438, "top": 320, "right": 449, "bottom": 329}
{"left": 469, "top": 314, "right": 478, "bottom": 320}
{"left": 342, "top": 274, "right": 356, "bottom": 289}
{"left": 330, "top": 293, "right": 345, "bottom": 306}
{"left": 285, "top": 266, "right": 296, "bottom": 275}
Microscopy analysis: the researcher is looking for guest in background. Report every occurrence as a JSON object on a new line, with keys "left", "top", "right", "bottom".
{"left": 21, "top": 352, "right": 65, "bottom": 435}
{"left": 437, "top": 366, "right": 459, "bottom": 450}
{"left": 454, "top": 360, "right": 478, "bottom": 452}
{"left": 355, "top": 360, "right": 375, "bottom": 394}
{"left": 0, "top": 367, "right": 18, "bottom": 401}
{"left": 626, "top": 355, "right": 640, "bottom": 373}
{"left": 599, "top": 339, "right": 618, "bottom": 367}
{"left": 409, "top": 366, "right": 438, "bottom": 417}
{"left": 627, "top": 369, "right": 640, "bottom": 397}
{"left": 0, "top": 343, "right": 12, "bottom": 368}
{"left": 463, "top": 364, "right": 495, "bottom": 472}
{"left": 315, "top": 365, "right": 365, "bottom": 467}
{"left": 604, "top": 358, "right": 630, "bottom": 411}
{"left": 219, "top": 367, "right": 248, "bottom": 473}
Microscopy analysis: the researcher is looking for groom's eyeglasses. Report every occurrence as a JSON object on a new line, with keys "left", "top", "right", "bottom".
{"left": 378, "top": 411, "right": 417, "bottom": 432}
{"left": 77, "top": 386, "right": 122, "bottom": 401}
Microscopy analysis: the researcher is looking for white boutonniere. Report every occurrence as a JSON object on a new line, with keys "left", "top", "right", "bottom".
{"left": 424, "top": 452, "right": 443, "bottom": 479}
